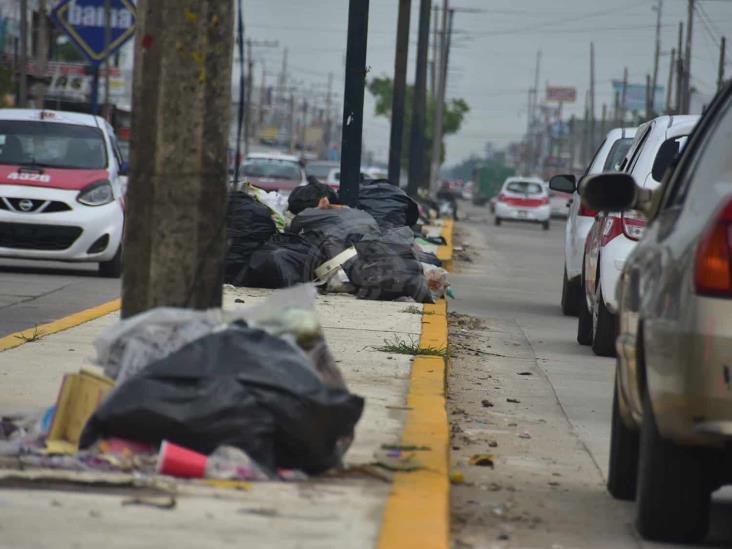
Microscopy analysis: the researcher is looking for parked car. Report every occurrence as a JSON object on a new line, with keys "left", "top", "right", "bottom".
{"left": 324, "top": 168, "right": 368, "bottom": 190}
{"left": 582, "top": 115, "right": 698, "bottom": 356}
{"left": 241, "top": 153, "right": 307, "bottom": 194}
{"left": 305, "top": 160, "right": 339, "bottom": 182}
{"left": 582, "top": 82, "right": 732, "bottom": 544}
{"left": 548, "top": 188, "right": 572, "bottom": 218}
{"left": 550, "top": 127, "right": 637, "bottom": 316}
{"left": 0, "top": 109, "right": 126, "bottom": 277}
{"left": 494, "top": 176, "right": 550, "bottom": 229}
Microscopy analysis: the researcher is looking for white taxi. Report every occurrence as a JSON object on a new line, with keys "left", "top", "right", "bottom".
{"left": 0, "top": 109, "right": 126, "bottom": 277}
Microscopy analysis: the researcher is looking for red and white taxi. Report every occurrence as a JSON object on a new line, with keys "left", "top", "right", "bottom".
{"left": 0, "top": 109, "right": 126, "bottom": 277}
{"left": 494, "top": 176, "right": 551, "bottom": 230}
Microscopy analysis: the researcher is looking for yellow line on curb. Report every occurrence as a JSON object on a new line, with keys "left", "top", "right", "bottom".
{"left": 436, "top": 219, "right": 454, "bottom": 272}
{"left": 0, "top": 299, "right": 121, "bottom": 353}
{"left": 378, "top": 299, "right": 450, "bottom": 549}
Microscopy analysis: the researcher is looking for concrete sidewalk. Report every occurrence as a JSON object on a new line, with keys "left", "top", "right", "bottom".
{"left": 0, "top": 283, "right": 450, "bottom": 547}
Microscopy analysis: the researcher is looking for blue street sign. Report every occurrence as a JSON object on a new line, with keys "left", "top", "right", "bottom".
{"left": 51, "top": 0, "right": 136, "bottom": 65}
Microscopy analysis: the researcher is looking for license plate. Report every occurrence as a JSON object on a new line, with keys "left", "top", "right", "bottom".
{"left": 517, "top": 210, "right": 528, "bottom": 218}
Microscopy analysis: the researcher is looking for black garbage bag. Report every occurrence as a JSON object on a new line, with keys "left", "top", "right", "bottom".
{"left": 414, "top": 249, "right": 442, "bottom": 267}
{"left": 80, "top": 325, "right": 364, "bottom": 474}
{"left": 290, "top": 207, "right": 380, "bottom": 261}
{"left": 225, "top": 192, "right": 277, "bottom": 284}
{"left": 347, "top": 227, "right": 432, "bottom": 303}
{"left": 239, "top": 233, "right": 319, "bottom": 288}
{"left": 358, "top": 180, "right": 419, "bottom": 228}
{"left": 288, "top": 177, "right": 340, "bottom": 214}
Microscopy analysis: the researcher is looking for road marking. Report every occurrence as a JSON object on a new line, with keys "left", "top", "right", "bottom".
{"left": 0, "top": 299, "right": 121, "bottom": 353}
{"left": 378, "top": 299, "right": 450, "bottom": 549}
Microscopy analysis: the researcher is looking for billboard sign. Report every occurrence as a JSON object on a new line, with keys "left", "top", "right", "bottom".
{"left": 612, "top": 81, "right": 665, "bottom": 112}
{"left": 546, "top": 86, "right": 577, "bottom": 103}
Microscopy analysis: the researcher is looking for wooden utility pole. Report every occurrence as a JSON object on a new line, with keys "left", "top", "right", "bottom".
{"left": 339, "top": 0, "right": 370, "bottom": 207}
{"left": 676, "top": 22, "right": 684, "bottom": 114}
{"left": 683, "top": 0, "right": 694, "bottom": 113}
{"left": 406, "top": 0, "right": 431, "bottom": 197}
{"left": 645, "top": 73, "right": 652, "bottom": 119}
{"left": 666, "top": 48, "right": 676, "bottom": 113}
{"left": 429, "top": 1, "right": 449, "bottom": 192}
{"left": 388, "top": 0, "right": 411, "bottom": 186}
{"left": 589, "top": 42, "right": 596, "bottom": 151}
{"left": 718, "top": 37, "right": 727, "bottom": 91}
{"left": 122, "top": 0, "right": 234, "bottom": 318}
{"left": 651, "top": 0, "right": 662, "bottom": 115}
{"left": 18, "top": 0, "right": 28, "bottom": 108}
{"left": 288, "top": 93, "right": 296, "bottom": 153}
{"left": 600, "top": 103, "right": 607, "bottom": 139}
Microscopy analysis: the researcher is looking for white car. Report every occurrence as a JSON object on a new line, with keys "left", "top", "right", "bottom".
{"left": 0, "top": 109, "right": 126, "bottom": 277}
{"left": 579, "top": 115, "right": 700, "bottom": 356}
{"left": 494, "top": 176, "right": 551, "bottom": 229}
{"left": 240, "top": 153, "right": 307, "bottom": 194}
{"left": 551, "top": 127, "right": 637, "bottom": 316}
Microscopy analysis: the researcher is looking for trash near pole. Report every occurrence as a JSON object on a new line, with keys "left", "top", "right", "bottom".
{"left": 122, "top": 1, "right": 234, "bottom": 317}
{"left": 339, "top": 0, "right": 370, "bottom": 208}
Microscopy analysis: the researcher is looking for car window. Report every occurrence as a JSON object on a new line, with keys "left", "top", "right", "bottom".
{"left": 506, "top": 181, "right": 542, "bottom": 194}
{"left": 0, "top": 120, "right": 107, "bottom": 169}
{"left": 242, "top": 159, "right": 301, "bottom": 180}
{"left": 306, "top": 163, "right": 334, "bottom": 179}
{"left": 625, "top": 125, "right": 653, "bottom": 174}
{"left": 667, "top": 98, "right": 732, "bottom": 214}
{"left": 602, "top": 138, "right": 633, "bottom": 172}
{"left": 583, "top": 138, "right": 606, "bottom": 176}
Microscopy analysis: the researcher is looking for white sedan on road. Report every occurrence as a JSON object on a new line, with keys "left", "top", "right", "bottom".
{"left": 494, "top": 177, "right": 551, "bottom": 230}
{"left": 0, "top": 109, "right": 126, "bottom": 277}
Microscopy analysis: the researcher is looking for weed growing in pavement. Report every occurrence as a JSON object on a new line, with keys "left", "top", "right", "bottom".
{"left": 15, "top": 325, "right": 44, "bottom": 343}
{"left": 401, "top": 305, "right": 434, "bottom": 315}
{"left": 372, "top": 335, "right": 448, "bottom": 357}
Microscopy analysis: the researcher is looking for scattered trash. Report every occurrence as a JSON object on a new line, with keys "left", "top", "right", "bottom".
{"left": 224, "top": 192, "right": 277, "bottom": 284}
{"left": 381, "top": 444, "right": 430, "bottom": 452}
{"left": 468, "top": 454, "right": 495, "bottom": 468}
{"left": 373, "top": 448, "right": 422, "bottom": 471}
{"left": 518, "top": 432, "right": 532, "bottom": 440}
{"left": 481, "top": 399, "right": 494, "bottom": 408}
{"left": 121, "top": 495, "right": 177, "bottom": 510}
{"left": 517, "top": 371, "right": 533, "bottom": 376}
{"left": 238, "top": 233, "right": 319, "bottom": 288}
{"left": 488, "top": 441, "right": 498, "bottom": 448}
{"left": 506, "top": 398, "right": 521, "bottom": 404}
{"left": 449, "top": 470, "right": 465, "bottom": 484}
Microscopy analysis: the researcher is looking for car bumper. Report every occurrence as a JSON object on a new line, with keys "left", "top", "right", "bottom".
{"left": 599, "top": 235, "right": 637, "bottom": 312}
{"left": 0, "top": 185, "right": 124, "bottom": 262}
{"left": 495, "top": 203, "right": 550, "bottom": 222}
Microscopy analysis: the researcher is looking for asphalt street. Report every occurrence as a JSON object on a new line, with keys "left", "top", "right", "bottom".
{"left": 0, "top": 259, "right": 120, "bottom": 338}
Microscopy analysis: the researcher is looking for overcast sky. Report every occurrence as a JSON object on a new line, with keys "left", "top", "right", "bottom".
{"left": 244, "top": 0, "right": 732, "bottom": 167}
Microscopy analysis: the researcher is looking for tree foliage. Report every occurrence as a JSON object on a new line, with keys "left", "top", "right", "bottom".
{"left": 368, "top": 76, "right": 469, "bottom": 173}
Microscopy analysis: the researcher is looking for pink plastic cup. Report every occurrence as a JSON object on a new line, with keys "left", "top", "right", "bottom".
{"left": 157, "top": 440, "right": 208, "bottom": 478}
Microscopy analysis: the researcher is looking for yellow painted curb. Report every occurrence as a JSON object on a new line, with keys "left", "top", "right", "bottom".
{"left": 436, "top": 219, "right": 454, "bottom": 272}
{"left": 0, "top": 299, "right": 121, "bottom": 353}
{"left": 378, "top": 299, "right": 450, "bottom": 549}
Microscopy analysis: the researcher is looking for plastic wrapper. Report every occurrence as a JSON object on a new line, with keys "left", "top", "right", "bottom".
{"left": 80, "top": 323, "right": 364, "bottom": 474}
{"left": 225, "top": 192, "right": 277, "bottom": 283}
{"left": 288, "top": 179, "right": 339, "bottom": 214}
{"left": 245, "top": 183, "right": 289, "bottom": 231}
{"left": 238, "top": 233, "right": 319, "bottom": 289}
{"left": 358, "top": 180, "right": 419, "bottom": 228}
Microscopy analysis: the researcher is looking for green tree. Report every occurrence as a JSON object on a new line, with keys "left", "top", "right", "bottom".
{"left": 368, "top": 75, "right": 469, "bottom": 177}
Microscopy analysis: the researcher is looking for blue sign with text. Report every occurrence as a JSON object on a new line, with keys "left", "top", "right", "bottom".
{"left": 51, "top": 0, "right": 136, "bottom": 65}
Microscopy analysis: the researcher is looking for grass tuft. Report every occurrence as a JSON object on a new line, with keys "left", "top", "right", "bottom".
{"left": 15, "top": 325, "right": 44, "bottom": 343}
{"left": 372, "top": 335, "right": 448, "bottom": 357}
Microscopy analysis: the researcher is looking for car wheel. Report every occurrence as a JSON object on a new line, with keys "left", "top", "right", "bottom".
{"left": 635, "top": 389, "right": 711, "bottom": 543}
{"left": 560, "top": 267, "right": 580, "bottom": 316}
{"left": 542, "top": 220, "right": 550, "bottom": 230}
{"left": 494, "top": 216, "right": 501, "bottom": 226}
{"left": 576, "top": 280, "right": 593, "bottom": 345}
{"left": 99, "top": 246, "right": 123, "bottom": 278}
{"left": 592, "top": 285, "right": 617, "bottom": 357}
{"left": 607, "top": 377, "right": 639, "bottom": 500}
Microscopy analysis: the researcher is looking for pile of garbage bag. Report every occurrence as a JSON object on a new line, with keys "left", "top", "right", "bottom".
{"left": 224, "top": 178, "right": 450, "bottom": 303}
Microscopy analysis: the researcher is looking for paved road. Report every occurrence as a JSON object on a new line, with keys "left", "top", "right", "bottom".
{"left": 450, "top": 202, "right": 732, "bottom": 546}
{"left": 0, "top": 259, "right": 120, "bottom": 338}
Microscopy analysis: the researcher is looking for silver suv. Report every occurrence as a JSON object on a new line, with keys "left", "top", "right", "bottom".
{"left": 581, "top": 82, "right": 732, "bottom": 543}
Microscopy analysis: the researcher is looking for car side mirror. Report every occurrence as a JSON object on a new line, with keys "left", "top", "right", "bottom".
{"left": 119, "top": 160, "right": 129, "bottom": 176}
{"left": 549, "top": 174, "right": 576, "bottom": 193}
{"left": 580, "top": 172, "right": 638, "bottom": 212}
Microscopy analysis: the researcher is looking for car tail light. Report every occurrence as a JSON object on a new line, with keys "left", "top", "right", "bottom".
{"left": 541, "top": 196, "right": 550, "bottom": 205}
{"left": 600, "top": 215, "right": 623, "bottom": 246}
{"left": 579, "top": 203, "right": 598, "bottom": 217}
{"left": 695, "top": 198, "right": 732, "bottom": 297}
{"left": 622, "top": 210, "right": 647, "bottom": 241}
{"left": 498, "top": 193, "right": 507, "bottom": 202}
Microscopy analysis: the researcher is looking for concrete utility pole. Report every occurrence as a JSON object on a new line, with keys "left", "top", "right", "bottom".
{"left": 244, "top": 38, "right": 254, "bottom": 157}
{"left": 429, "top": 1, "right": 450, "bottom": 192}
{"left": 676, "top": 22, "right": 684, "bottom": 113}
{"left": 431, "top": 3, "right": 439, "bottom": 100}
{"left": 645, "top": 73, "right": 652, "bottom": 119}
{"left": 613, "top": 90, "right": 620, "bottom": 126}
{"left": 18, "top": 0, "right": 28, "bottom": 108}
{"left": 36, "top": 0, "right": 49, "bottom": 109}
{"left": 620, "top": 67, "right": 628, "bottom": 123}
{"left": 651, "top": 0, "right": 662, "bottom": 115}
{"left": 718, "top": 37, "right": 727, "bottom": 91}
{"left": 338, "top": 0, "right": 370, "bottom": 207}
{"left": 683, "top": 0, "right": 694, "bottom": 113}
{"left": 103, "top": 0, "right": 112, "bottom": 120}
{"left": 387, "top": 0, "right": 411, "bottom": 186}
{"left": 666, "top": 48, "right": 676, "bottom": 113}
{"left": 406, "top": 0, "right": 431, "bottom": 197}
{"left": 589, "top": 42, "right": 596, "bottom": 151}
{"left": 600, "top": 103, "right": 607, "bottom": 139}
{"left": 121, "top": 0, "right": 234, "bottom": 318}
{"left": 288, "top": 93, "right": 296, "bottom": 153}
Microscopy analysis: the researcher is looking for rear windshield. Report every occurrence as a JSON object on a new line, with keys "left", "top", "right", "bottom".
{"left": 242, "top": 159, "right": 301, "bottom": 180}
{"left": 306, "top": 163, "right": 335, "bottom": 179}
{"left": 0, "top": 120, "right": 107, "bottom": 169}
{"left": 506, "top": 181, "right": 542, "bottom": 194}
{"left": 603, "top": 138, "right": 633, "bottom": 172}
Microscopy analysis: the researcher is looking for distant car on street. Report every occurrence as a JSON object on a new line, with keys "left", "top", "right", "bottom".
{"left": 550, "top": 127, "right": 637, "bottom": 316}
{"left": 0, "top": 109, "right": 126, "bottom": 277}
{"left": 305, "top": 160, "right": 339, "bottom": 182}
{"left": 241, "top": 153, "right": 307, "bottom": 194}
{"left": 494, "top": 176, "right": 551, "bottom": 230}
{"left": 584, "top": 82, "right": 732, "bottom": 544}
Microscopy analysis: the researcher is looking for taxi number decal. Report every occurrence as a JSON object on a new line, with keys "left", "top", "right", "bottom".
{"left": 7, "top": 172, "right": 51, "bottom": 183}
